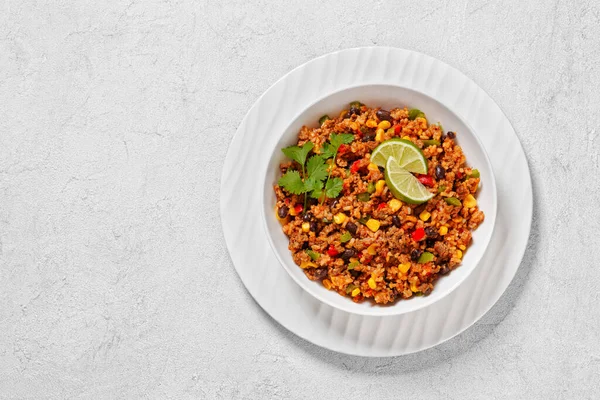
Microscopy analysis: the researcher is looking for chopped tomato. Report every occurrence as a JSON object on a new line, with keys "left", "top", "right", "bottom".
{"left": 294, "top": 204, "right": 303, "bottom": 214}
{"left": 394, "top": 125, "right": 401, "bottom": 134}
{"left": 327, "top": 245, "right": 338, "bottom": 257}
{"left": 377, "top": 203, "right": 387, "bottom": 210}
{"left": 338, "top": 144, "right": 349, "bottom": 154}
{"left": 350, "top": 160, "right": 361, "bottom": 174}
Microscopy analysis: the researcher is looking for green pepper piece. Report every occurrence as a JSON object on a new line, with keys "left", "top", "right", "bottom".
{"left": 349, "top": 101, "right": 363, "bottom": 108}
{"left": 408, "top": 108, "right": 425, "bottom": 120}
{"left": 445, "top": 197, "right": 462, "bottom": 206}
{"left": 469, "top": 169, "right": 480, "bottom": 178}
{"left": 318, "top": 115, "right": 330, "bottom": 125}
{"left": 345, "top": 283, "right": 357, "bottom": 293}
{"left": 367, "top": 182, "right": 375, "bottom": 194}
{"left": 357, "top": 192, "right": 371, "bottom": 202}
{"left": 418, "top": 251, "right": 434, "bottom": 264}
{"left": 340, "top": 232, "right": 352, "bottom": 243}
{"left": 437, "top": 185, "right": 446, "bottom": 193}
{"left": 422, "top": 139, "right": 441, "bottom": 147}
{"left": 347, "top": 261, "right": 360, "bottom": 270}
{"left": 306, "top": 250, "right": 321, "bottom": 261}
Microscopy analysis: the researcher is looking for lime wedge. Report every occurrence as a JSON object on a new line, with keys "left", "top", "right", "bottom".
{"left": 370, "top": 139, "right": 428, "bottom": 174}
{"left": 384, "top": 156, "right": 434, "bottom": 204}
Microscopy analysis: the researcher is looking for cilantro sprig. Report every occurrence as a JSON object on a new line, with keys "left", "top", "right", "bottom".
{"left": 278, "top": 133, "right": 354, "bottom": 211}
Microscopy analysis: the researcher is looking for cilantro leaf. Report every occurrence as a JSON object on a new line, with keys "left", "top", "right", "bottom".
{"left": 306, "top": 155, "right": 327, "bottom": 182}
{"left": 310, "top": 186, "right": 324, "bottom": 199}
{"left": 320, "top": 143, "right": 336, "bottom": 159}
{"left": 325, "top": 177, "right": 343, "bottom": 198}
{"left": 278, "top": 170, "right": 305, "bottom": 194}
{"left": 281, "top": 141, "right": 314, "bottom": 166}
{"left": 304, "top": 176, "right": 323, "bottom": 192}
{"left": 329, "top": 133, "right": 354, "bottom": 152}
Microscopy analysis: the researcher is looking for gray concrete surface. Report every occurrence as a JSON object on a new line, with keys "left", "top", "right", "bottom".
{"left": 1, "top": 0, "right": 599, "bottom": 398}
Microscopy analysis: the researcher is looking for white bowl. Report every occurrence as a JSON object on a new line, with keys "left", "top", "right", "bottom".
{"left": 261, "top": 84, "right": 497, "bottom": 316}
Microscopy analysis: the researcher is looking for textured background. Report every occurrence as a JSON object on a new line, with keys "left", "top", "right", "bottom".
{"left": 1, "top": 0, "right": 599, "bottom": 398}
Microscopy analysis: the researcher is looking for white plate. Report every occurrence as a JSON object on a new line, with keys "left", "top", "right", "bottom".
{"left": 221, "top": 47, "right": 532, "bottom": 356}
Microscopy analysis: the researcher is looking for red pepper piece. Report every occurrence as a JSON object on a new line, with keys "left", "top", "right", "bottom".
{"left": 412, "top": 227, "right": 425, "bottom": 241}
{"left": 394, "top": 125, "right": 401, "bottom": 135}
{"left": 417, "top": 174, "right": 434, "bottom": 187}
{"left": 327, "top": 245, "right": 338, "bottom": 257}
{"left": 338, "top": 144, "right": 349, "bottom": 154}
{"left": 350, "top": 160, "right": 361, "bottom": 174}
{"left": 294, "top": 204, "right": 303, "bottom": 214}
{"left": 377, "top": 203, "right": 387, "bottom": 210}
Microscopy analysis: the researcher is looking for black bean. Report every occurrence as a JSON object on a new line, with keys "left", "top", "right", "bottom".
{"left": 362, "top": 134, "right": 375, "bottom": 142}
{"left": 314, "top": 268, "right": 328, "bottom": 280}
{"left": 425, "top": 238, "right": 436, "bottom": 248}
{"left": 410, "top": 249, "right": 422, "bottom": 261}
{"left": 330, "top": 199, "right": 339, "bottom": 209}
{"left": 392, "top": 215, "right": 402, "bottom": 228}
{"left": 308, "top": 197, "right": 318, "bottom": 206}
{"left": 349, "top": 106, "right": 360, "bottom": 115}
{"left": 346, "top": 222, "right": 358, "bottom": 235}
{"left": 424, "top": 226, "right": 439, "bottom": 239}
{"left": 439, "top": 264, "right": 450, "bottom": 275}
{"left": 422, "top": 286, "right": 432, "bottom": 295}
{"left": 303, "top": 212, "right": 313, "bottom": 221}
{"left": 414, "top": 203, "right": 427, "bottom": 216}
{"left": 277, "top": 206, "right": 289, "bottom": 219}
{"left": 447, "top": 131, "right": 456, "bottom": 139}
{"left": 435, "top": 165, "right": 446, "bottom": 180}
{"left": 302, "top": 241, "right": 309, "bottom": 250}
{"left": 340, "top": 249, "right": 357, "bottom": 262}
{"left": 376, "top": 109, "right": 392, "bottom": 121}
{"left": 309, "top": 221, "right": 318, "bottom": 232}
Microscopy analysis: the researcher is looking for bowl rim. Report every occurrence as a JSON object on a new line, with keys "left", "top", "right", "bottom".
{"left": 260, "top": 82, "right": 498, "bottom": 316}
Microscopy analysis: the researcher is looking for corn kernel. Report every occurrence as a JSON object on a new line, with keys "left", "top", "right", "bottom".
{"left": 377, "top": 120, "right": 391, "bottom": 130}
{"left": 339, "top": 109, "right": 348, "bottom": 118}
{"left": 300, "top": 261, "right": 317, "bottom": 269}
{"left": 351, "top": 288, "right": 361, "bottom": 297}
{"left": 366, "top": 244, "right": 377, "bottom": 255}
{"left": 365, "top": 218, "right": 380, "bottom": 232}
{"left": 455, "top": 249, "right": 463, "bottom": 259}
{"left": 333, "top": 213, "right": 347, "bottom": 224}
{"left": 453, "top": 216, "right": 463, "bottom": 223}
{"left": 375, "top": 128, "right": 384, "bottom": 142}
{"left": 366, "top": 119, "right": 378, "bottom": 128}
{"left": 402, "top": 135, "right": 411, "bottom": 140}
{"left": 399, "top": 262, "right": 411, "bottom": 274}
{"left": 419, "top": 211, "right": 431, "bottom": 221}
{"left": 349, "top": 122, "right": 359, "bottom": 131}
{"left": 302, "top": 222, "right": 310, "bottom": 232}
{"left": 289, "top": 207, "right": 298, "bottom": 216}
{"left": 439, "top": 226, "right": 448, "bottom": 236}
{"left": 464, "top": 194, "right": 477, "bottom": 208}
{"left": 367, "top": 162, "right": 379, "bottom": 172}
{"left": 458, "top": 244, "right": 466, "bottom": 251}
{"left": 410, "top": 282, "right": 419, "bottom": 292}
{"left": 388, "top": 199, "right": 402, "bottom": 212}
{"left": 323, "top": 279, "right": 332, "bottom": 290}
{"left": 375, "top": 180, "right": 386, "bottom": 195}
{"left": 368, "top": 277, "right": 376, "bottom": 289}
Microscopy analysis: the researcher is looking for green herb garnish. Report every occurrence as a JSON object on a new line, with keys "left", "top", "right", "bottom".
{"left": 319, "top": 133, "right": 354, "bottom": 204}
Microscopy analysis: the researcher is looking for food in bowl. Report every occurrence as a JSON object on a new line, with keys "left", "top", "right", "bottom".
{"left": 273, "top": 102, "right": 484, "bottom": 304}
